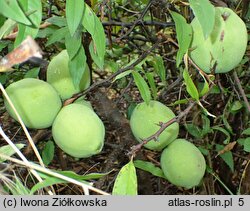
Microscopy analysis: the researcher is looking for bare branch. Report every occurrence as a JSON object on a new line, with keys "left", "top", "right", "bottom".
{"left": 233, "top": 70, "right": 250, "bottom": 113}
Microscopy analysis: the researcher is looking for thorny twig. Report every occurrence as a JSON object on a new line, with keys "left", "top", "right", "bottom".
{"left": 64, "top": 40, "right": 161, "bottom": 105}
{"left": 102, "top": 20, "right": 174, "bottom": 28}
{"left": 129, "top": 100, "right": 196, "bottom": 156}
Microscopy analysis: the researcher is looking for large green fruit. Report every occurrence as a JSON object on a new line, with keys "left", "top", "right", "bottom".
{"left": 4, "top": 78, "right": 62, "bottom": 129}
{"left": 161, "top": 139, "right": 206, "bottom": 189}
{"left": 130, "top": 100, "right": 179, "bottom": 151}
{"left": 47, "top": 50, "right": 90, "bottom": 100}
{"left": 52, "top": 104, "right": 105, "bottom": 158}
{"left": 190, "top": 7, "right": 247, "bottom": 73}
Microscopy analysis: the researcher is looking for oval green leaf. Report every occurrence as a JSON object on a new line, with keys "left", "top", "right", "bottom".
{"left": 68, "top": 45, "right": 87, "bottom": 88}
{"left": 82, "top": 4, "right": 105, "bottom": 69}
{"left": 46, "top": 27, "right": 69, "bottom": 46}
{"left": 132, "top": 71, "right": 151, "bottom": 105}
{"left": 242, "top": 128, "right": 250, "bottom": 135}
{"left": 134, "top": 160, "right": 166, "bottom": 179}
{"left": 0, "top": 0, "right": 31, "bottom": 25}
{"left": 145, "top": 72, "right": 157, "bottom": 100}
{"left": 243, "top": 137, "right": 250, "bottom": 152}
{"left": 42, "top": 140, "right": 55, "bottom": 166}
{"left": 112, "top": 160, "right": 137, "bottom": 195}
{"left": 152, "top": 55, "right": 166, "bottom": 82}
{"left": 65, "top": 31, "right": 82, "bottom": 60}
{"left": 189, "top": 0, "right": 215, "bottom": 39}
{"left": 216, "top": 144, "right": 234, "bottom": 172}
{"left": 15, "top": 0, "right": 42, "bottom": 47}
{"left": 183, "top": 68, "right": 199, "bottom": 100}
{"left": 66, "top": 0, "right": 85, "bottom": 36}
{"left": 170, "top": 11, "right": 192, "bottom": 67}
{"left": 31, "top": 170, "right": 110, "bottom": 194}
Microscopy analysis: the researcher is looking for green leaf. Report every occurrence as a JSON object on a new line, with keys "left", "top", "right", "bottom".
{"left": 0, "top": 73, "right": 8, "bottom": 84}
{"left": 222, "top": 113, "right": 233, "bottom": 134}
{"left": 36, "top": 168, "right": 110, "bottom": 181}
{"left": 212, "top": 126, "right": 231, "bottom": 144}
{"left": 216, "top": 144, "right": 234, "bottom": 172}
{"left": 65, "top": 31, "right": 82, "bottom": 60}
{"left": 24, "top": 67, "right": 40, "bottom": 78}
{"left": 112, "top": 160, "right": 137, "bottom": 195}
{"left": 10, "top": 177, "right": 30, "bottom": 195}
{"left": 199, "top": 81, "right": 209, "bottom": 96}
{"left": 243, "top": 137, "right": 250, "bottom": 152}
{"left": 183, "top": 68, "right": 199, "bottom": 100}
{"left": 201, "top": 114, "right": 211, "bottom": 135}
{"left": 37, "top": 27, "right": 55, "bottom": 38}
{"left": 198, "top": 146, "right": 209, "bottom": 156}
{"left": 56, "top": 171, "right": 111, "bottom": 181}
{"left": 104, "top": 60, "right": 119, "bottom": 73}
{"left": 0, "top": 15, "right": 5, "bottom": 26}
{"left": 31, "top": 170, "right": 110, "bottom": 194}
{"left": 0, "top": 0, "right": 31, "bottom": 25}
{"left": 114, "top": 57, "right": 145, "bottom": 81}
{"left": 46, "top": 27, "right": 68, "bottom": 46}
{"left": 82, "top": 4, "right": 105, "bottom": 69}
{"left": 134, "top": 160, "right": 166, "bottom": 179}
{"left": 170, "top": 98, "right": 189, "bottom": 106}
{"left": 68, "top": 45, "right": 87, "bottom": 88}
{"left": 185, "top": 123, "right": 203, "bottom": 138}
{"left": 55, "top": 170, "right": 110, "bottom": 181}
{"left": 189, "top": 0, "right": 215, "bottom": 39}
{"left": 0, "top": 144, "right": 25, "bottom": 163}
{"left": 237, "top": 138, "right": 246, "bottom": 146}
{"left": 30, "top": 176, "right": 67, "bottom": 195}
{"left": 46, "top": 16, "right": 67, "bottom": 27}
{"left": 14, "top": 0, "right": 42, "bottom": 47}
{"left": 210, "top": 85, "right": 221, "bottom": 94}
{"left": 42, "top": 140, "right": 55, "bottom": 166}
{"left": 230, "top": 101, "right": 243, "bottom": 112}
{"left": 89, "top": 40, "right": 104, "bottom": 69}
{"left": 198, "top": 74, "right": 209, "bottom": 97}
{"left": 242, "top": 128, "right": 250, "bottom": 135}
{"left": 0, "top": 18, "right": 16, "bottom": 40}
{"left": 66, "top": 0, "right": 85, "bottom": 36}
{"left": 170, "top": 11, "right": 192, "bottom": 67}
{"left": 114, "top": 70, "right": 133, "bottom": 81}
{"left": 0, "top": 40, "right": 11, "bottom": 52}
{"left": 132, "top": 71, "right": 151, "bottom": 105}
{"left": 145, "top": 72, "right": 157, "bottom": 100}
{"left": 152, "top": 55, "right": 166, "bottom": 82}
{"left": 127, "top": 103, "right": 137, "bottom": 120}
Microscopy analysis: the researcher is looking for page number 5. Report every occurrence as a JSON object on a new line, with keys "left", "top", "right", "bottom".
{"left": 238, "top": 198, "right": 244, "bottom": 206}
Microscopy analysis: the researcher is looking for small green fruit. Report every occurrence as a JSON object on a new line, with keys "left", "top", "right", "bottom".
{"left": 4, "top": 78, "right": 62, "bottom": 129}
{"left": 52, "top": 104, "right": 105, "bottom": 158}
{"left": 190, "top": 7, "right": 247, "bottom": 73}
{"left": 130, "top": 100, "right": 179, "bottom": 151}
{"left": 47, "top": 50, "right": 90, "bottom": 100}
{"left": 161, "top": 139, "right": 206, "bottom": 189}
